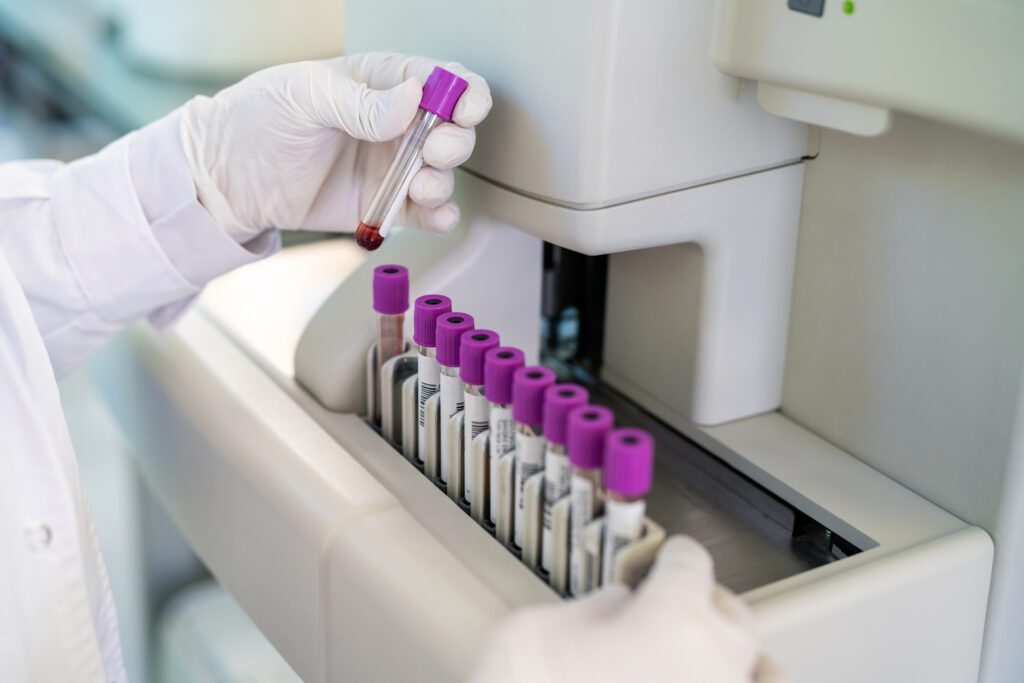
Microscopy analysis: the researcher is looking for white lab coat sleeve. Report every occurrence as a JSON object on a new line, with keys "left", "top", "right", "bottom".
{"left": 0, "top": 111, "right": 280, "bottom": 378}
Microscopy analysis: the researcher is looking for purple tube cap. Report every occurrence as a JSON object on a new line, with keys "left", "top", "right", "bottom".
{"left": 460, "top": 329, "right": 500, "bottom": 385}
{"left": 373, "top": 265, "right": 408, "bottom": 315}
{"left": 567, "top": 405, "right": 615, "bottom": 469}
{"left": 435, "top": 312, "right": 475, "bottom": 367}
{"left": 420, "top": 66, "right": 469, "bottom": 122}
{"left": 542, "top": 384, "right": 589, "bottom": 445}
{"left": 512, "top": 366, "right": 556, "bottom": 427}
{"left": 484, "top": 347, "right": 525, "bottom": 404}
{"left": 413, "top": 294, "right": 452, "bottom": 347}
{"left": 605, "top": 428, "right": 655, "bottom": 498}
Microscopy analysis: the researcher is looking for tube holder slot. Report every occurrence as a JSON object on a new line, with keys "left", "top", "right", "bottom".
{"left": 365, "top": 344, "right": 377, "bottom": 420}
{"left": 446, "top": 411, "right": 469, "bottom": 511}
{"left": 423, "top": 393, "right": 442, "bottom": 486}
{"left": 521, "top": 471, "right": 545, "bottom": 571}
{"left": 381, "top": 351, "right": 417, "bottom": 446}
{"left": 470, "top": 430, "right": 490, "bottom": 525}
{"left": 578, "top": 517, "right": 665, "bottom": 595}
{"left": 401, "top": 375, "right": 419, "bottom": 463}
{"left": 549, "top": 496, "right": 572, "bottom": 595}
{"left": 495, "top": 452, "right": 516, "bottom": 547}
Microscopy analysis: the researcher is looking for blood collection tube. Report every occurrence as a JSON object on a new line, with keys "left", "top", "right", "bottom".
{"left": 483, "top": 347, "right": 525, "bottom": 526}
{"left": 371, "top": 265, "right": 409, "bottom": 425}
{"left": 566, "top": 405, "right": 614, "bottom": 596}
{"left": 511, "top": 365, "right": 556, "bottom": 550}
{"left": 601, "top": 428, "right": 654, "bottom": 587}
{"left": 540, "top": 384, "right": 589, "bottom": 573}
{"left": 435, "top": 312, "right": 475, "bottom": 485}
{"left": 413, "top": 295, "right": 452, "bottom": 464}
{"left": 459, "top": 329, "right": 500, "bottom": 506}
{"left": 355, "top": 67, "right": 469, "bottom": 251}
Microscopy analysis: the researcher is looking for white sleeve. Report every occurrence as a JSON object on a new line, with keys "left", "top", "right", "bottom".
{"left": 0, "top": 111, "right": 279, "bottom": 378}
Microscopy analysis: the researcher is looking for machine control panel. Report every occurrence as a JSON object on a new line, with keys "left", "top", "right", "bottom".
{"left": 788, "top": 0, "right": 824, "bottom": 18}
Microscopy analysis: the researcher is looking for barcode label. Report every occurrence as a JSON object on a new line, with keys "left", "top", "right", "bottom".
{"left": 464, "top": 392, "right": 490, "bottom": 503}
{"left": 513, "top": 432, "right": 545, "bottom": 549}
{"left": 418, "top": 381, "right": 438, "bottom": 427}
{"left": 541, "top": 449, "right": 571, "bottom": 572}
{"left": 543, "top": 479, "right": 556, "bottom": 531}
{"left": 541, "top": 451, "right": 571, "bottom": 531}
{"left": 520, "top": 461, "right": 543, "bottom": 482}
{"left": 488, "top": 405, "right": 514, "bottom": 526}
{"left": 464, "top": 393, "right": 490, "bottom": 442}
{"left": 439, "top": 373, "right": 464, "bottom": 483}
{"left": 416, "top": 354, "right": 441, "bottom": 465}
{"left": 489, "top": 406, "right": 515, "bottom": 457}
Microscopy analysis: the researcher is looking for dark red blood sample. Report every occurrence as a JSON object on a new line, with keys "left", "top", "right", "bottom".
{"left": 356, "top": 222, "right": 385, "bottom": 251}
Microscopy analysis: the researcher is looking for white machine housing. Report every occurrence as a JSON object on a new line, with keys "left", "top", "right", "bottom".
{"left": 317, "top": 0, "right": 812, "bottom": 427}
{"left": 93, "top": 240, "right": 992, "bottom": 683}
{"left": 713, "top": 2, "right": 1024, "bottom": 681}
{"left": 88, "top": 1, "right": 1023, "bottom": 682}
{"left": 712, "top": 0, "right": 1024, "bottom": 141}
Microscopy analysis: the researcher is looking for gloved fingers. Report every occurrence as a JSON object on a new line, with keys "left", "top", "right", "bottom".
{"left": 329, "top": 52, "right": 419, "bottom": 89}
{"left": 423, "top": 123, "right": 476, "bottom": 170}
{"left": 566, "top": 582, "right": 632, "bottom": 620}
{"left": 434, "top": 60, "right": 493, "bottom": 128}
{"left": 333, "top": 53, "right": 492, "bottom": 129}
{"left": 468, "top": 608, "right": 549, "bottom": 683}
{"left": 712, "top": 585, "right": 756, "bottom": 631}
{"left": 327, "top": 52, "right": 424, "bottom": 90}
{"left": 633, "top": 535, "right": 716, "bottom": 609}
{"left": 317, "top": 64, "right": 422, "bottom": 142}
{"left": 408, "top": 167, "right": 454, "bottom": 209}
{"left": 405, "top": 200, "right": 460, "bottom": 234}
{"left": 754, "top": 656, "right": 789, "bottom": 683}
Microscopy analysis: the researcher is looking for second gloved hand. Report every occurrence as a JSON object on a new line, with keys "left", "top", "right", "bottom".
{"left": 179, "top": 52, "right": 492, "bottom": 243}
{"left": 470, "top": 536, "right": 787, "bottom": 683}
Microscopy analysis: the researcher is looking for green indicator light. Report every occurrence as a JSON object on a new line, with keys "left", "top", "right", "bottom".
{"left": 843, "top": 0, "right": 855, "bottom": 15}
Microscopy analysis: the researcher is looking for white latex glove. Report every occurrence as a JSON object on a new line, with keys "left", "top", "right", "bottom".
{"left": 470, "top": 536, "right": 787, "bottom": 683}
{"left": 179, "top": 52, "right": 492, "bottom": 243}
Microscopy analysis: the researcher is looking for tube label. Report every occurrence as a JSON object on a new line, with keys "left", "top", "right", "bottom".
{"left": 488, "top": 405, "right": 515, "bottom": 525}
{"left": 569, "top": 473, "right": 596, "bottom": 596}
{"left": 417, "top": 354, "right": 440, "bottom": 463}
{"left": 463, "top": 391, "right": 489, "bottom": 502}
{"left": 541, "top": 449, "right": 571, "bottom": 572}
{"left": 439, "top": 372, "right": 464, "bottom": 483}
{"left": 513, "top": 431, "right": 545, "bottom": 549}
{"left": 601, "top": 498, "right": 646, "bottom": 586}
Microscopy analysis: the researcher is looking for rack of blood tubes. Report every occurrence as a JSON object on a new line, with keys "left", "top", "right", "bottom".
{"left": 367, "top": 264, "right": 665, "bottom": 595}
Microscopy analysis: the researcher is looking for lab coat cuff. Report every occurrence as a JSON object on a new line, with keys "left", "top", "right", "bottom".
{"left": 51, "top": 125, "right": 197, "bottom": 323}
{"left": 129, "top": 111, "right": 281, "bottom": 288}
{"left": 145, "top": 224, "right": 282, "bottom": 328}
{"left": 50, "top": 112, "right": 279, "bottom": 325}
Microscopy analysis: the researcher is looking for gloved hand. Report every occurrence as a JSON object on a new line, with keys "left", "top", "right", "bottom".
{"left": 179, "top": 52, "right": 491, "bottom": 243}
{"left": 470, "top": 536, "right": 786, "bottom": 683}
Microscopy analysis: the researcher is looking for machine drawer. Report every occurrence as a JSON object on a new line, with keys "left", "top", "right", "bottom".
{"left": 88, "top": 243, "right": 993, "bottom": 683}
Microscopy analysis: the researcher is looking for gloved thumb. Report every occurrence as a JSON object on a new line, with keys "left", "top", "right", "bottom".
{"left": 755, "top": 656, "right": 790, "bottom": 683}
{"left": 338, "top": 76, "right": 422, "bottom": 143}
{"left": 632, "top": 535, "right": 716, "bottom": 609}
{"left": 567, "top": 582, "right": 631, "bottom": 620}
